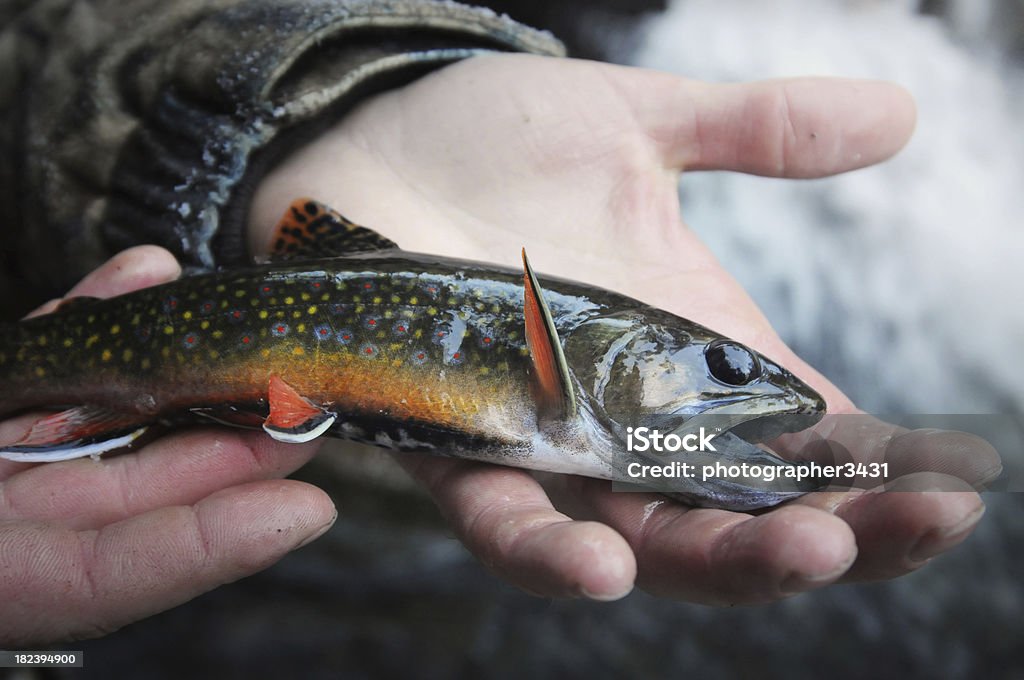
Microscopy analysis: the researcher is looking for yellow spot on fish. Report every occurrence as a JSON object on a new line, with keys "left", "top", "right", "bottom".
{"left": 212, "top": 330, "right": 224, "bottom": 340}
{"left": 519, "top": 347, "right": 530, "bottom": 357}
{"left": 479, "top": 367, "right": 490, "bottom": 375}
{"left": 216, "top": 284, "right": 226, "bottom": 292}
{"left": 355, "top": 305, "right": 365, "bottom": 314}
{"left": 392, "top": 358, "right": 403, "bottom": 368}
{"left": 101, "top": 349, "right": 113, "bottom": 362}
{"left": 276, "top": 311, "right": 285, "bottom": 319}
{"left": 259, "top": 310, "right": 269, "bottom": 319}
{"left": 301, "top": 292, "right": 311, "bottom": 301}
{"left": 307, "top": 306, "right": 317, "bottom": 315}
{"left": 86, "top": 334, "right": 100, "bottom": 348}
{"left": 373, "top": 296, "right": 382, "bottom": 304}
{"left": 161, "top": 346, "right": 171, "bottom": 358}
{"left": 35, "top": 366, "right": 46, "bottom": 377}
{"left": 182, "top": 311, "right": 192, "bottom": 320}
{"left": 409, "top": 296, "right": 419, "bottom": 305}
{"left": 391, "top": 295, "right": 401, "bottom": 304}
{"left": 293, "top": 311, "right": 302, "bottom": 319}
{"left": 293, "top": 346, "right": 305, "bottom": 356}
{"left": 297, "top": 323, "right": 306, "bottom": 333}
{"left": 208, "top": 349, "right": 220, "bottom": 359}
{"left": 141, "top": 358, "right": 152, "bottom": 370}
{"left": 131, "top": 314, "right": 141, "bottom": 326}
{"left": 321, "top": 293, "right": 330, "bottom": 302}
{"left": 123, "top": 349, "right": 133, "bottom": 362}
{"left": 163, "top": 326, "right": 174, "bottom": 335}
{"left": 235, "top": 290, "right": 246, "bottom": 298}
{"left": 63, "top": 338, "right": 73, "bottom": 348}
{"left": 87, "top": 314, "right": 96, "bottom": 324}
{"left": 37, "top": 335, "right": 47, "bottom": 346}
{"left": 427, "top": 307, "right": 437, "bottom": 316}
{"left": 261, "top": 349, "right": 271, "bottom": 359}
{"left": 200, "top": 320, "right": 210, "bottom": 330}
{"left": 285, "top": 296, "right": 295, "bottom": 305}
{"left": 383, "top": 310, "right": 394, "bottom": 320}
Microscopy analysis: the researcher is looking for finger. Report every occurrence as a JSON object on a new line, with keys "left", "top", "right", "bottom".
{"left": 0, "top": 480, "right": 336, "bottom": 645}
{"left": 547, "top": 476, "right": 856, "bottom": 605}
{"left": 398, "top": 454, "right": 636, "bottom": 601}
{"left": 27, "top": 246, "right": 181, "bottom": 318}
{"left": 605, "top": 66, "right": 916, "bottom": 177}
{"left": 779, "top": 413, "right": 1003, "bottom": 487}
{"left": 0, "top": 428, "right": 322, "bottom": 530}
{"left": 794, "top": 474, "right": 985, "bottom": 581}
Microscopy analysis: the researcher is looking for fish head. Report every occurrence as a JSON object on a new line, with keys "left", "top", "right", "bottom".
{"left": 562, "top": 308, "right": 827, "bottom": 509}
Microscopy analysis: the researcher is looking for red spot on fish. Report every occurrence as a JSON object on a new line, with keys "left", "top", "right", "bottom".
{"left": 363, "top": 283, "right": 373, "bottom": 290}
{"left": 453, "top": 352, "right": 461, "bottom": 360}
{"left": 242, "top": 336, "right": 251, "bottom": 344}
{"left": 417, "top": 352, "right": 425, "bottom": 359}
{"left": 365, "top": 347, "right": 374, "bottom": 354}
{"left": 483, "top": 337, "right": 492, "bottom": 344}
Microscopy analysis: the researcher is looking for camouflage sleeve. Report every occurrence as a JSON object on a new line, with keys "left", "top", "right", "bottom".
{"left": 0, "top": 0, "right": 564, "bottom": 317}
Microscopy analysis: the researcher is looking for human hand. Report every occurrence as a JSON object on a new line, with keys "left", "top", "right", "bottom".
{"left": 0, "top": 247, "right": 337, "bottom": 644}
{"left": 251, "top": 54, "right": 999, "bottom": 603}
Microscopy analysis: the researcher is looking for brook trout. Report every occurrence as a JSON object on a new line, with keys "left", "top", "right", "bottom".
{"left": 0, "top": 200, "right": 826, "bottom": 509}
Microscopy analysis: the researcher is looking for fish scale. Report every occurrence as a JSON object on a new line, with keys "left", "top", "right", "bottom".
{"left": 0, "top": 199, "right": 828, "bottom": 510}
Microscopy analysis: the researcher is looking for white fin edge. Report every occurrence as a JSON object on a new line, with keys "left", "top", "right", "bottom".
{"left": 0, "top": 427, "right": 148, "bottom": 463}
{"left": 262, "top": 414, "right": 336, "bottom": 444}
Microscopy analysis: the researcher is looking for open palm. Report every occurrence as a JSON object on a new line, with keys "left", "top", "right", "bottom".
{"left": 0, "top": 55, "right": 997, "bottom": 644}
{"left": 253, "top": 55, "right": 996, "bottom": 602}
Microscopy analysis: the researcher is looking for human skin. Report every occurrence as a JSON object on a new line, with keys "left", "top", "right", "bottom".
{"left": 0, "top": 55, "right": 998, "bottom": 643}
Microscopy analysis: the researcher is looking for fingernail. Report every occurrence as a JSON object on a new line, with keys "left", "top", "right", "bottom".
{"left": 781, "top": 553, "right": 856, "bottom": 595}
{"left": 580, "top": 583, "right": 634, "bottom": 602}
{"left": 296, "top": 509, "right": 338, "bottom": 549}
{"left": 908, "top": 504, "right": 985, "bottom": 563}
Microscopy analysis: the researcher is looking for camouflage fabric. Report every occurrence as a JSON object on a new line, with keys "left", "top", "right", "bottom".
{"left": 0, "top": 0, "right": 564, "bottom": 317}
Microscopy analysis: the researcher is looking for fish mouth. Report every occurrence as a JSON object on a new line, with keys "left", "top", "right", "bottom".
{"left": 619, "top": 399, "right": 827, "bottom": 511}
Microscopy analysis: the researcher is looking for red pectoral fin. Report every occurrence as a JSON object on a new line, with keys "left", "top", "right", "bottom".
{"left": 522, "top": 248, "right": 576, "bottom": 420}
{"left": 0, "top": 406, "right": 150, "bottom": 462}
{"left": 263, "top": 374, "right": 337, "bottom": 443}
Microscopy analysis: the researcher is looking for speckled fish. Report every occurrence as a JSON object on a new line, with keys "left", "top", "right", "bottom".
{"left": 0, "top": 200, "right": 826, "bottom": 509}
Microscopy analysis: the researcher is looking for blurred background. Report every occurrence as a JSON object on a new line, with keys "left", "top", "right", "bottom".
{"left": 49, "top": 1, "right": 1023, "bottom": 677}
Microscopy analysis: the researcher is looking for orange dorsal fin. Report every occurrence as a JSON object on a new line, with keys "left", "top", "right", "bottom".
{"left": 522, "top": 249, "right": 576, "bottom": 420}
{"left": 264, "top": 374, "right": 337, "bottom": 443}
{"left": 268, "top": 198, "right": 399, "bottom": 260}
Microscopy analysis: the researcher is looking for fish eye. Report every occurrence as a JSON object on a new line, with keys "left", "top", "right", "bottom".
{"left": 705, "top": 340, "right": 762, "bottom": 386}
